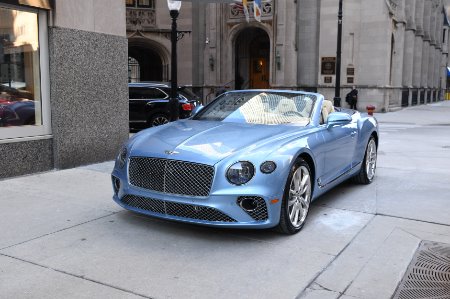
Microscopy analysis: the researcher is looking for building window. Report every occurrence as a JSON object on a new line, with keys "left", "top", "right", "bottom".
{"left": 126, "top": 0, "right": 154, "bottom": 8}
{"left": 0, "top": 5, "right": 50, "bottom": 140}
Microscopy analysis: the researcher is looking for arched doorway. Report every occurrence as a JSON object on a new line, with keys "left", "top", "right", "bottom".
{"left": 235, "top": 27, "right": 270, "bottom": 89}
{"left": 128, "top": 43, "right": 164, "bottom": 82}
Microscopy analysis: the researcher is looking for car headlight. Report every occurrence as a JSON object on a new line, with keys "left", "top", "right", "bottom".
{"left": 226, "top": 161, "right": 255, "bottom": 185}
{"left": 117, "top": 146, "right": 127, "bottom": 168}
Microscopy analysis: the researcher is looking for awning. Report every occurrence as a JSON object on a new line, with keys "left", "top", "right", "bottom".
{"left": 0, "top": 0, "right": 53, "bottom": 10}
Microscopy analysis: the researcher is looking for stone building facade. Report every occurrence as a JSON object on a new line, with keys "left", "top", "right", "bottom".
{"left": 127, "top": 0, "right": 450, "bottom": 111}
{"left": 0, "top": 0, "right": 129, "bottom": 179}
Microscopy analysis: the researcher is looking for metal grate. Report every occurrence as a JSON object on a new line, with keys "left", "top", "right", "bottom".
{"left": 129, "top": 157, "right": 214, "bottom": 197}
{"left": 236, "top": 196, "right": 268, "bottom": 221}
{"left": 393, "top": 240, "right": 450, "bottom": 299}
{"left": 121, "top": 194, "right": 237, "bottom": 223}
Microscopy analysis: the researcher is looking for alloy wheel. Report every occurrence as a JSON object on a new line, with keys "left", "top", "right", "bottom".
{"left": 288, "top": 165, "right": 311, "bottom": 228}
{"left": 366, "top": 139, "right": 377, "bottom": 181}
{"left": 151, "top": 116, "right": 169, "bottom": 127}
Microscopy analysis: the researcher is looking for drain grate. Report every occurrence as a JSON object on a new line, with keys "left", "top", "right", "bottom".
{"left": 392, "top": 241, "right": 450, "bottom": 299}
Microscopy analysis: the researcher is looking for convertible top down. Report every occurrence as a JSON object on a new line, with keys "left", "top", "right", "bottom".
{"left": 112, "top": 90, "right": 378, "bottom": 234}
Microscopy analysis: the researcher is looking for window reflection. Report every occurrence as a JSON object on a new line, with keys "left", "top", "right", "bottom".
{"left": 0, "top": 7, "right": 41, "bottom": 127}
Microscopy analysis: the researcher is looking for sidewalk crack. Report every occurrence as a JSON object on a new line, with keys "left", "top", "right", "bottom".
{"left": 0, "top": 253, "right": 153, "bottom": 299}
{"left": 0, "top": 212, "right": 120, "bottom": 251}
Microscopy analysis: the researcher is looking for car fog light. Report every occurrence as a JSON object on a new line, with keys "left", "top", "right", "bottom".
{"left": 260, "top": 161, "right": 276, "bottom": 174}
{"left": 226, "top": 161, "right": 255, "bottom": 185}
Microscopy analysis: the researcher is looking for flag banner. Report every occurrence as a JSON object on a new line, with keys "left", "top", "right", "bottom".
{"left": 254, "top": 0, "right": 262, "bottom": 22}
{"left": 242, "top": 0, "right": 250, "bottom": 22}
{"left": 229, "top": 0, "right": 270, "bottom": 22}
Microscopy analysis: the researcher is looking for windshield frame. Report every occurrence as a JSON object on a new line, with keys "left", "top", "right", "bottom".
{"left": 193, "top": 90, "right": 317, "bottom": 126}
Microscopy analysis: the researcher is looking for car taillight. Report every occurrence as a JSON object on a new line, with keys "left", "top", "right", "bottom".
{"left": 182, "top": 103, "right": 192, "bottom": 111}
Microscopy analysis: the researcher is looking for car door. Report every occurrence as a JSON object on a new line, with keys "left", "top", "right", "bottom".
{"left": 129, "top": 87, "right": 147, "bottom": 125}
{"left": 319, "top": 116, "right": 358, "bottom": 187}
{"left": 129, "top": 87, "right": 168, "bottom": 124}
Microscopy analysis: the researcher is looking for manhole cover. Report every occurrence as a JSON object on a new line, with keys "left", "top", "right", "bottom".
{"left": 392, "top": 241, "right": 450, "bottom": 299}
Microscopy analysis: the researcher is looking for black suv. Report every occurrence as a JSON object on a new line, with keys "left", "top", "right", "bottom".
{"left": 129, "top": 82, "right": 199, "bottom": 131}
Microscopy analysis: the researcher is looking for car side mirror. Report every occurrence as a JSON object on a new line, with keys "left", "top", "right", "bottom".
{"left": 326, "top": 112, "right": 352, "bottom": 128}
{"left": 191, "top": 104, "right": 204, "bottom": 116}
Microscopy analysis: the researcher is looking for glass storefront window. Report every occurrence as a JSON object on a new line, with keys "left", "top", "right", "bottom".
{"left": 0, "top": 7, "right": 41, "bottom": 128}
{"left": 0, "top": 5, "right": 49, "bottom": 141}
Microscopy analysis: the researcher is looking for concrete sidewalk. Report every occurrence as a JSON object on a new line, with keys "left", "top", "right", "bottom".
{"left": 1, "top": 101, "right": 450, "bottom": 299}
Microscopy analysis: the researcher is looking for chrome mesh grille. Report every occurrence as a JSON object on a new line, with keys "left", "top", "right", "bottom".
{"left": 121, "top": 194, "right": 236, "bottom": 222}
{"left": 129, "top": 157, "right": 214, "bottom": 197}
{"left": 237, "top": 196, "right": 268, "bottom": 221}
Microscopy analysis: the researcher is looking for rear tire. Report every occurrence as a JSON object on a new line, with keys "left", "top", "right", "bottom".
{"left": 148, "top": 114, "right": 169, "bottom": 127}
{"left": 277, "top": 158, "right": 312, "bottom": 235}
{"left": 353, "top": 137, "right": 377, "bottom": 184}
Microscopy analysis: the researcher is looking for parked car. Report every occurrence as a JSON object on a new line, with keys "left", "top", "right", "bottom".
{"left": 0, "top": 100, "right": 35, "bottom": 127}
{"left": 112, "top": 90, "right": 378, "bottom": 234}
{"left": 129, "top": 82, "right": 199, "bottom": 131}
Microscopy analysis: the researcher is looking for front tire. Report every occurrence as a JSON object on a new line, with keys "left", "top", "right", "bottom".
{"left": 353, "top": 137, "right": 377, "bottom": 184}
{"left": 277, "top": 158, "right": 312, "bottom": 235}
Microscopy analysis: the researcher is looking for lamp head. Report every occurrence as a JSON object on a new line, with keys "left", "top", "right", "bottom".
{"left": 167, "top": 0, "right": 182, "bottom": 11}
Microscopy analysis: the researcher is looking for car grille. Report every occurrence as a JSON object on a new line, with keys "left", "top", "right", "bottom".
{"left": 121, "top": 194, "right": 237, "bottom": 222}
{"left": 129, "top": 157, "right": 214, "bottom": 197}
{"left": 237, "top": 196, "right": 268, "bottom": 221}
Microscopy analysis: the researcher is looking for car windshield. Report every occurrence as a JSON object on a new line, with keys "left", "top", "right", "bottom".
{"left": 194, "top": 91, "right": 316, "bottom": 125}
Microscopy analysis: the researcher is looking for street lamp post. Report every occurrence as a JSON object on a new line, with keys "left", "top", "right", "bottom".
{"left": 167, "top": 0, "right": 182, "bottom": 121}
{"left": 334, "top": 0, "right": 343, "bottom": 107}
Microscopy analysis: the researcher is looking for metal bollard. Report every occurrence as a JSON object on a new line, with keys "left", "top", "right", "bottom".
{"left": 366, "top": 105, "right": 375, "bottom": 116}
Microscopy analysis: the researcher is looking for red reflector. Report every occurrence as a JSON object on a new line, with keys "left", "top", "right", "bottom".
{"left": 182, "top": 103, "right": 192, "bottom": 111}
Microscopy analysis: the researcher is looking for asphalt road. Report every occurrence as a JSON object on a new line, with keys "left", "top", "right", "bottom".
{"left": 1, "top": 101, "right": 450, "bottom": 299}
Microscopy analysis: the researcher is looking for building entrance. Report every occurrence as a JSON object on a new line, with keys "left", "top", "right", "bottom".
{"left": 235, "top": 27, "right": 270, "bottom": 89}
{"left": 128, "top": 43, "right": 164, "bottom": 82}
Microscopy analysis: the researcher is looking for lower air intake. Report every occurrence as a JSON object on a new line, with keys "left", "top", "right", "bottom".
{"left": 121, "top": 195, "right": 237, "bottom": 223}
{"left": 237, "top": 196, "right": 268, "bottom": 221}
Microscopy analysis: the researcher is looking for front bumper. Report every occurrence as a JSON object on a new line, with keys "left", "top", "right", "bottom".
{"left": 111, "top": 174, "right": 282, "bottom": 229}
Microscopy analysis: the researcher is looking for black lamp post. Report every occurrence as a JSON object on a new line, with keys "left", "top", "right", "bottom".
{"left": 167, "top": 0, "right": 182, "bottom": 121}
{"left": 334, "top": 0, "right": 343, "bottom": 107}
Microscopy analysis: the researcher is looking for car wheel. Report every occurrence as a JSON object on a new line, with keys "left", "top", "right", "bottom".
{"left": 277, "top": 158, "right": 312, "bottom": 235}
{"left": 353, "top": 137, "right": 377, "bottom": 184}
{"left": 148, "top": 114, "right": 169, "bottom": 127}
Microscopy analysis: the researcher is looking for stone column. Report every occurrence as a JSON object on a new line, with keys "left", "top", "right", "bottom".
{"left": 413, "top": 0, "right": 424, "bottom": 90}
{"left": 428, "top": 2, "right": 437, "bottom": 90}
{"left": 421, "top": 0, "right": 432, "bottom": 89}
{"left": 192, "top": 2, "right": 206, "bottom": 93}
{"left": 402, "top": 0, "right": 416, "bottom": 87}
{"left": 296, "top": 0, "right": 320, "bottom": 90}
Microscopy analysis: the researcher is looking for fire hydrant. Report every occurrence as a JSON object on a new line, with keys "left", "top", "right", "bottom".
{"left": 366, "top": 105, "right": 376, "bottom": 116}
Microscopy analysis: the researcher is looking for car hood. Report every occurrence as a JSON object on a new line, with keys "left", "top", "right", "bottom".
{"left": 130, "top": 120, "right": 308, "bottom": 165}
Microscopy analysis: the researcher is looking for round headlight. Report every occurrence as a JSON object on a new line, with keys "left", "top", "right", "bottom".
{"left": 260, "top": 161, "right": 277, "bottom": 174}
{"left": 117, "top": 146, "right": 127, "bottom": 168}
{"left": 226, "top": 161, "right": 255, "bottom": 185}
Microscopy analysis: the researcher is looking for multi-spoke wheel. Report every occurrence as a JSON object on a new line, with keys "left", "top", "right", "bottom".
{"left": 353, "top": 136, "right": 377, "bottom": 184}
{"left": 277, "top": 158, "right": 312, "bottom": 234}
{"left": 149, "top": 114, "right": 169, "bottom": 127}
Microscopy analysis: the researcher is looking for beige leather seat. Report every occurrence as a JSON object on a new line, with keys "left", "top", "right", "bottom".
{"left": 321, "top": 100, "right": 335, "bottom": 124}
{"left": 276, "top": 98, "right": 298, "bottom": 114}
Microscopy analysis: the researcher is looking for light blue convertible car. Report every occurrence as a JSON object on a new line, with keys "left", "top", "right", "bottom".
{"left": 112, "top": 90, "right": 378, "bottom": 234}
